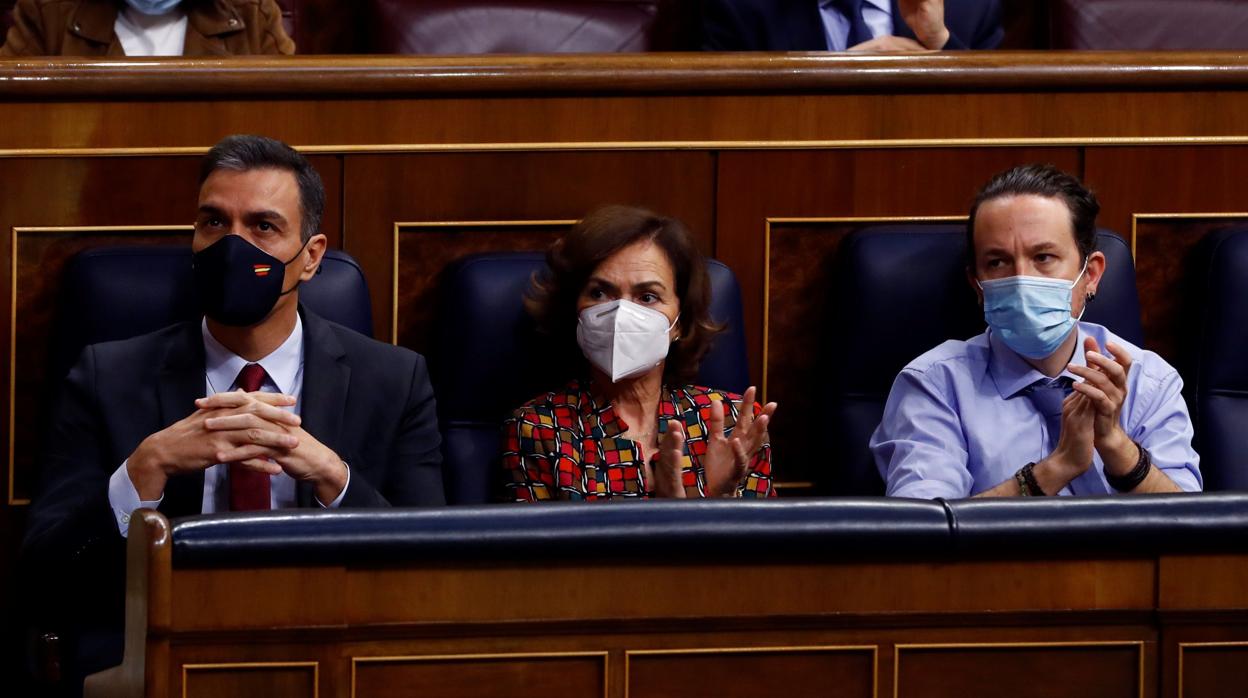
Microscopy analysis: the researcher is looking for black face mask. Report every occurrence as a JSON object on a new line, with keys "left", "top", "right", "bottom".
{"left": 192, "top": 235, "right": 308, "bottom": 327}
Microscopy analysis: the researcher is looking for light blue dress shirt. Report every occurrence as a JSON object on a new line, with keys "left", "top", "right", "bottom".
{"left": 108, "top": 315, "right": 348, "bottom": 536}
{"left": 870, "top": 322, "right": 1203, "bottom": 498}
{"left": 819, "top": 0, "right": 893, "bottom": 51}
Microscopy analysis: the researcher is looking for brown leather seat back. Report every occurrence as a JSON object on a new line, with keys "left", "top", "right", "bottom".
{"left": 363, "top": 0, "right": 662, "bottom": 54}
{"left": 1052, "top": 0, "right": 1248, "bottom": 49}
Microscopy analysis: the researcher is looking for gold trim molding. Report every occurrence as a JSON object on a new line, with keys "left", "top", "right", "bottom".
{"left": 182, "top": 661, "right": 319, "bottom": 698}
{"left": 351, "top": 651, "right": 609, "bottom": 698}
{"left": 8, "top": 225, "right": 192, "bottom": 506}
{"left": 5, "top": 136, "right": 1248, "bottom": 159}
{"left": 624, "top": 645, "right": 878, "bottom": 698}
{"left": 893, "top": 641, "right": 1145, "bottom": 698}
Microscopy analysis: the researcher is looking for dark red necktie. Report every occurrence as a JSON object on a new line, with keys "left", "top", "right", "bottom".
{"left": 228, "top": 363, "right": 271, "bottom": 511}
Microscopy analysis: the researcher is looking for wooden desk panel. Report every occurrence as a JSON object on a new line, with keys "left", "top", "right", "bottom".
{"left": 84, "top": 512, "right": 1230, "bottom": 698}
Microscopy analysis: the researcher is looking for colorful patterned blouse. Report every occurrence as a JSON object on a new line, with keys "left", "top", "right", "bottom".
{"left": 502, "top": 379, "right": 775, "bottom": 501}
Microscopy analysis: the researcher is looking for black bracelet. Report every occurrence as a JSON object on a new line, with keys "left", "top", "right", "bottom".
{"left": 1020, "top": 462, "right": 1046, "bottom": 496}
{"left": 1106, "top": 442, "right": 1152, "bottom": 492}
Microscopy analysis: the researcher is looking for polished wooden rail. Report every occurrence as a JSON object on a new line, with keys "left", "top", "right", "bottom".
{"left": 4, "top": 52, "right": 1248, "bottom": 98}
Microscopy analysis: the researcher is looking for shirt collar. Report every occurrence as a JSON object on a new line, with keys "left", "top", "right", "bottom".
{"left": 201, "top": 315, "right": 304, "bottom": 395}
{"left": 988, "top": 323, "right": 1089, "bottom": 399}
{"left": 820, "top": 0, "right": 891, "bottom": 12}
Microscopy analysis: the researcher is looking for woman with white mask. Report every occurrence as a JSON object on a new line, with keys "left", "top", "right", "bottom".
{"left": 2, "top": 0, "right": 294, "bottom": 57}
{"left": 502, "top": 205, "right": 778, "bottom": 501}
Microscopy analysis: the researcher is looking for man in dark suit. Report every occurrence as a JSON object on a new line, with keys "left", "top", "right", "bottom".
{"left": 21, "top": 134, "right": 444, "bottom": 692}
{"left": 702, "top": 0, "right": 1003, "bottom": 51}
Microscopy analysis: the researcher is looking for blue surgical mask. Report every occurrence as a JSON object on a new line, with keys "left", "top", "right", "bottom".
{"left": 125, "top": 0, "right": 182, "bottom": 16}
{"left": 978, "top": 261, "right": 1088, "bottom": 359}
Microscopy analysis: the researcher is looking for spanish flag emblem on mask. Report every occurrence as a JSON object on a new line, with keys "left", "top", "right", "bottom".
{"left": 253, "top": 264, "right": 272, "bottom": 277}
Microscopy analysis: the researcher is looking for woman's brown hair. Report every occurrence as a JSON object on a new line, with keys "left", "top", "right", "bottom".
{"left": 525, "top": 205, "right": 723, "bottom": 384}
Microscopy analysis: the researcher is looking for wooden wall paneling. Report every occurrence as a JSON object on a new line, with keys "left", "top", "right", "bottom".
{"left": 4, "top": 97, "right": 1248, "bottom": 158}
{"left": 1127, "top": 216, "right": 1248, "bottom": 364}
{"left": 341, "top": 151, "right": 715, "bottom": 349}
{"left": 1176, "top": 643, "right": 1248, "bottom": 698}
{"left": 715, "top": 147, "right": 1080, "bottom": 489}
{"left": 0, "top": 157, "right": 201, "bottom": 506}
{"left": 182, "top": 662, "right": 317, "bottom": 698}
{"left": 1158, "top": 554, "right": 1248, "bottom": 697}
{"left": 1084, "top": 146, "right": 1248, "bottom": 365}
{"left": 352, "top": 653, "right": 607, "bottom": 698}
{"left": 626, "top": 646, "right": 876, "bottom": 698}
{"left": 894, "top": 642, "right": 1148, "bottom": 698}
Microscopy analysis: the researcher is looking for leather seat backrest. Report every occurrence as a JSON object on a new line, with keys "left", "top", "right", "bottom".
{"left": 826, "top": 224, "right": 1143, "bottom": 495}
{"left": 1052, "top": 0, "right": 1248, "bottom": 49}
{"left": 1182, "top": 227, "right": 1248, "bottom": 491}
{"left": 363, "top": 0, "right": 663, "bottom": 53}
{"left": 49, "top": 246, "right": 373, "bottom": 384}
{"left": 430, "top": 251, "right": 749, "bottom": 504}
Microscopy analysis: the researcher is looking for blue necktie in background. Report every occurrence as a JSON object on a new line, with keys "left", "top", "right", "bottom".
{"left": 831, "top": 0, "right": 874, "bottom": 48}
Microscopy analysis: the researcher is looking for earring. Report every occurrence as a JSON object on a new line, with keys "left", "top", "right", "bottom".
{"left": 1086, "top": 292, "right": 1096, "bottom": 303}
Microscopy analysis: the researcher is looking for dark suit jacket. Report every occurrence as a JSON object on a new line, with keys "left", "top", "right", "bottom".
{"left": 702, "top": 0, "right": 1003, "bottom": 51}
{"left": 19, "top": 308, "right": 444, "bottom": 649}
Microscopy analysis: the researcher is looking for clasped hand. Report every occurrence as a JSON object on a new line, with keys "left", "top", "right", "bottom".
{"left": 1044, "top": 337, "right": 1136, "bottom": 486}
{"left": 128, "top": 390, "right": 345, "bottom": 502}
{"left": 651, "top": 387, "right": 777, "bottom": 498}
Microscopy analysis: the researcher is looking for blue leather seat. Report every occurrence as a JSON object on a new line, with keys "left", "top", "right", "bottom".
{"left": 48, "top": 245, "right": 373, "bottom": 384}
{"left": 826, "top": 225, "right": 1143, "bottom": 495}
{"left": 1183, "top": 227, "right": 1248, "bottom": 491}
{"left": 430, "top": 251, "right": 750, "bottom": 505}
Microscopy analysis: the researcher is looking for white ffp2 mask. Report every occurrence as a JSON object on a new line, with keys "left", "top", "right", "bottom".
{"left": 576, "top": 300, "right": 678, "bottom": 383}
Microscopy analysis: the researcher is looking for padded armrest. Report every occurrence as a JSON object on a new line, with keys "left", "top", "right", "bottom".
{"left": 169, "top": 498, "right": 953, "bottom": 567}
{"left": 945, "top": 493, "right": 1248, "bottom": 556}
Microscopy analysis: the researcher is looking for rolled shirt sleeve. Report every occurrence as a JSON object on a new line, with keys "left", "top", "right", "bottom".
{"left": 1126, "top": 367, "right": 1203, "bottom": 492}
{"left": 870, "top": 368, "right": 973, "bottom": 500}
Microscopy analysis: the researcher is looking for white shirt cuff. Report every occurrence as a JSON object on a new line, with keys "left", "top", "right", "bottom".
{"left": 108, "top": 459, "right": 164, "bottom": 537}
{"left": 315, "top": 462, "right": 350, "bottom": 509}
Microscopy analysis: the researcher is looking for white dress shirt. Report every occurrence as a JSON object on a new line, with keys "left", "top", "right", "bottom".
{"left": 114, "top": 6, "right": 189, "bottom": 57}
{"left": 108, "top": 315, "right": 349, "bottom": 536}
{"left": 818, "top": 0, "right": 894, "bottom": 51}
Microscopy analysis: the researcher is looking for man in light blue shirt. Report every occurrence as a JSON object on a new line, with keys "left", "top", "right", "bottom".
{"left": 871, "top": 164, "right": 1201, "bottom": 498}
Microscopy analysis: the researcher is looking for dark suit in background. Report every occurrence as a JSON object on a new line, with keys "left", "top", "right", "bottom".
{"left": 702, "top": 0, "right": 1003, "bottom": 51}
{"left": 20, "top": 307, "right": 444, "bottom": 688}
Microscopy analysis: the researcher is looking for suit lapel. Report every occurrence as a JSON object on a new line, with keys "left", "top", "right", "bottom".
{"left": 791, "top": 1, "right": 830, "bottom": 50}
{"left": 298, "top": 308, "right": 350, "bottom": 504}
{"left": 155, "top": 322, "right": 208, "bottom": 517}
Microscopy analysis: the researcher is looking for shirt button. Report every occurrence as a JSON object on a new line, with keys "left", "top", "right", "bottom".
{"left": 121, "top": 513, "right": 130, "bottom": 524}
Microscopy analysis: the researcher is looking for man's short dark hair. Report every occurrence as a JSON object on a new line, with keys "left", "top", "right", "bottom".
{"left": 966, "top": 164, "right": 1100, "bottom": 268}
{"left": 199, "top": 134, "right": 324, "bottom": 242}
